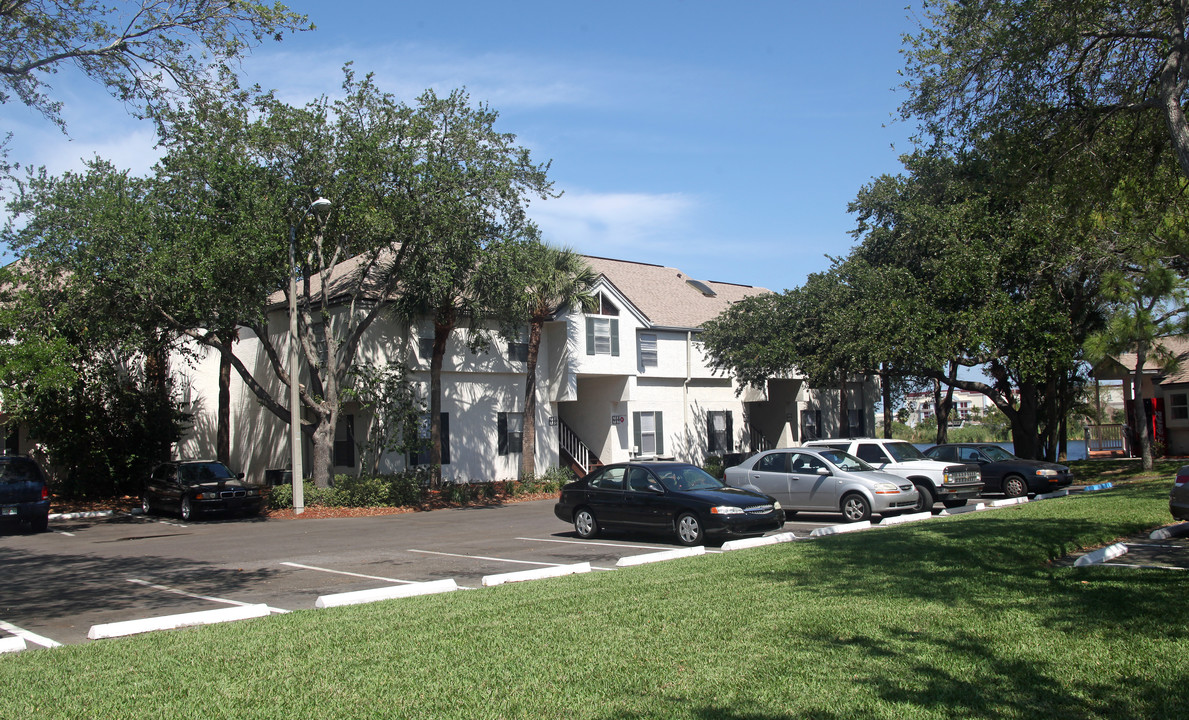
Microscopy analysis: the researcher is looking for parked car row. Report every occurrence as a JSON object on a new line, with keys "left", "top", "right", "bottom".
{"left": 552, "top": 440, "right": 1082, "bottom": 545}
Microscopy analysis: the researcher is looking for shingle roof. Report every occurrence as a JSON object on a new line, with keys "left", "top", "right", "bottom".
{"left": 267, "top": 249, "right": 770, "bottom": 329}
{"left": 1109, "top": 335, "right": 1189, "bottom": 385}
{"left": 581, "top": 255, "right": 770, "bottom": 330}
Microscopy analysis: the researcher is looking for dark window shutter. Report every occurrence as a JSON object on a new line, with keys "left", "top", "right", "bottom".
{"left": 498, "top": 413, "right": 508, "bottom": 456}
{"left": 610, "top": 319, "right": 619, "bottom": 356}
{"left": 441, "top": 413, "right": 451, "bottom": 465}
{"left": 725, "top": 412, "right": 734, "bottom": 453}
{"left": 586, "top": 318, "right": 595, "bottom": 355}
{"left": 707, "top": 415, "right": 716, "bottom": 454}
{"left": 655, "top": 413, "right": 664, "bottom": 455}
{"left": 633, "top": 412, "right": 641, "bottom": 455}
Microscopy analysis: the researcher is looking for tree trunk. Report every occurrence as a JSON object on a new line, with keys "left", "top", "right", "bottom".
{"left": 217, "top": 334, "right": 232, "bottom": 466}
{"left": 520, "top": 318, "right": 543, "bottom": 480}
{"left": 1010, "top": 382, "right": 1042, "bottom": 459}
{"left": 934, "top": 362, "right": 957, "bottom": 445}
{"left": 838, "top": 374, "right": 848, "bottom": 437}
{"left": 1133, "top": 343, "right": 1154, "bottom": 471}
{"left": 428, "top": 309, "right": 456, "bottom": 489}
{"left": 310, "top": 406, "right": 335, "bottom": 487}
{"left": 881, "top": 362, "right": 892, "bottom": 438}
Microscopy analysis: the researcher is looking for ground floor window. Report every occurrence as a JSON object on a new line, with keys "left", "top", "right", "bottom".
{"left": 707, "top": 410, "right": 733, "bottom": 454}
{"left": 1172, "top": 392, "right": 1188, "bottom": 421}
{"left": 634, "top": 411, "right": 664, "bottom": 456}
{"left": 410, "top": 413, "right": 451, "bottom": 466}
{"left": 498, "top": 412, "right": 523, "bottom": 455}
{"left": 802, "top": 409, "right": 821, "bottom": 441}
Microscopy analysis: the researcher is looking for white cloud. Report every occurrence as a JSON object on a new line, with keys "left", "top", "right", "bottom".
{"left": 529, "top": 190, "right": 697, "bottom": 254}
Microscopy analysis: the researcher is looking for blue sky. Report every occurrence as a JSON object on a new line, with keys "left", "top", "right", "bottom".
{"left": 2, "top": 1, "right": 924, "bottom": 294}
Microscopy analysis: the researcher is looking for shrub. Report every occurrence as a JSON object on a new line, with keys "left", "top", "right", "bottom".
{"left": 702, "top": 455, "right": 724, "bottom": 479}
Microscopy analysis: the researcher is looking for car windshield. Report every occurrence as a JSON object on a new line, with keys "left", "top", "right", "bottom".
{"left": 818, "top": 450, "right": 874, "bottom": 472}
{"left": 178, "top": 462, "right": 236, "bottom": 484}
{"left": 883, "top": 442, "right": 928, "bottom": 461}
{"left": 654, "top": 465, "right": 725, "bottom": 492}
{"left": 978, "top": 446, "right": 1016, "bottom": 462}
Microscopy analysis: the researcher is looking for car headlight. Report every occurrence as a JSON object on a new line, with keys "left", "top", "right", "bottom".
{"left": 1035, "top": 469, "right": 1058, "bottom": 477}
{"left": 196, "top": 492, "right": 215, "bottom": 500}
{"left": 873, "top": 482, "right": 900, "bottom": 495}
{"left": 710, "top": 506, "right": 745, "bottom": 515}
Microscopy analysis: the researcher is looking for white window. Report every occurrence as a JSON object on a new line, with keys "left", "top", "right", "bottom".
{"left": 592, "top": 318, "right": 612, "bottom": 354}
{"left": 1172, "top": 393, "right": 1188, "bottom": 421}
{"left": 586, "top": 317, "right": 619, "bottom": 355}
{"left": 639, "top": 333, "right": 658, "bottom": 367}
{"left": 499, "top": 412, "right": 523, "bottom": 455}
{"left": 633, "top": 411, "right": 664, "bottom": 456}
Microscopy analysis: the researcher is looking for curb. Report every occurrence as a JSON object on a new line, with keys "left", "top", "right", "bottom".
{"left": 1149, "top": 523, "right": 1189, "bottom": 540}
{"left": 0, "top": 636, "right": 27, "bottom": 654}
{"left": 47, "top": 508, "right": 145, "bottom": 520}
{"left": 939, "top": 502, "right": 985, "bottom": 516}
{"left": 1074, "top": 542, "right": 1128, "bottom": 567}
{"left": 482, "top": 563, "right": 591, "bottom": 587}
{"left": 721, "top": 532, "right": 797, "bottom": 551}
{"left": 810, "top": 521, "right": 871, "bottom": 537}
{"left": 1080, "top": 482, "right": 1114, "bottom": 493}
{"left": 88, "top": 603, "right": 270, "bottom": 639}
{"left": 617, "top": 546, "right": 705, "bottom": 567}
{"left": 315, "top": 579, "right": 459, "bottom": 608}
{"left": 1036, "top": 489, "right": 1071, "bottom": 500}
{"left": 989, "top": 497, "right": 1030, "bottom": 507}
{"left": 880, "top": 511, "right": 934, "bottom": 526}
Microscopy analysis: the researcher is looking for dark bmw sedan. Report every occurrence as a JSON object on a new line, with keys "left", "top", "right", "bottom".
{"left": 554, "top": 461, "right": 784, "bottom": 546}
{"left": 143, "top": 460, "right": 263, "bottom": 521}
{"left": 925, "top": 443, "right": 1074, "bottom": 498}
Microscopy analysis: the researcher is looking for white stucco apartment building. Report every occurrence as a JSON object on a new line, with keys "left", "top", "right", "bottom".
{"left": 171, "top": 254, "right": 878, "bottom": 482}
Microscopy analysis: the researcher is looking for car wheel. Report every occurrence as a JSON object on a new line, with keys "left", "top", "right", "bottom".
{"left": 841, "top": 493, "right": 871, "bottom": 523}
{"left": 28, "top": 513, "right": 48, "bottom": 533}
{"left": 141, "top": 495, "right": 153, "bottom": 516}
{"left": 180, "top": 495, "right": 194, "bottom": 522}
{"left": 675, "top": 512, "right": 704, "bottom": 546}
{"left": 942, "top": 498, "right": 967, "bottom": 509}
{"left": 573, "top": 508, "right": 598, "bottom": 539}
{"left": 913, "top": 483, "right": 935, "bottom": 513}
{"left": 1003, "top": 475, "right": 1028, "bottom": 498}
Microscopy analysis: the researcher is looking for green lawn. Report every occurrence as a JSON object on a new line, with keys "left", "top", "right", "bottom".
{"left": 4, "top": 460, "right": 1187, "bottom": 719}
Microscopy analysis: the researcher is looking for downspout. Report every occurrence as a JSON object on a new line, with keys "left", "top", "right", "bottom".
{"left": 685, "top": 330, "right": 692, "bottom": 450}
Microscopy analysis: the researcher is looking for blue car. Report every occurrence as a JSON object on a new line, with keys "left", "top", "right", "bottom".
{"left": 0, "top": 456, "right": 50, "bottom": 533}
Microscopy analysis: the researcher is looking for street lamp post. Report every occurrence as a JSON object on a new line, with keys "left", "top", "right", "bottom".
{"left": 289, "top": 197, "right": 331, "bottom": 515}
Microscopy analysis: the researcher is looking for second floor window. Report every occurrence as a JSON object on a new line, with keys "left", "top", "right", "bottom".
{"left": 586, "top": 317, "right": 619, "bottom": 356}
{"left": 507, "top": 342, "right": 529, "bottom": 363}
{"left": 639, "top": 333, "right": 658, "bottom": 367}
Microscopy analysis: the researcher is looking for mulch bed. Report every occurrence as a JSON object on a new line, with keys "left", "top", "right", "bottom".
{"left": 51, "top": 490, "right": 558, "bottom": 520}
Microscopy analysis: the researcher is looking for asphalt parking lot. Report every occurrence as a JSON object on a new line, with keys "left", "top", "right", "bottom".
{"left": 0, "top": 500, "right": 856, "bottom": 649}
{"left": 5, "top": 495, "right": 1184, "bottom": 651}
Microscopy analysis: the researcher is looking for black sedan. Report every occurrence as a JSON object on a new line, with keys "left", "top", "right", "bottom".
{"left": 554, "top": 461, "right": 784, "bottom": 546}
{"left": 143, "top": 460, "right": 263, "bottom": 521}
{"left": 924, "top": 443, "right": 1074, "bottom": 498}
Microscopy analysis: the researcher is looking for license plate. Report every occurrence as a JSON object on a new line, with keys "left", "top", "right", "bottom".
{"left": 1, "top": 507, "right": 16, "bottom": 515}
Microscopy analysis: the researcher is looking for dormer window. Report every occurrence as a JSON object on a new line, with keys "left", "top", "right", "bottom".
{"left": 599, "top": 293, "right": 620, "bottom": 316}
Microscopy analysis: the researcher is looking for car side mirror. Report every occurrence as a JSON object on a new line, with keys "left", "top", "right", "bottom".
{"left": 816, "top": 467, "right": 831, "bottom": 476}
{"left": 237, "top": 472, "right": 245, "bottom": 480}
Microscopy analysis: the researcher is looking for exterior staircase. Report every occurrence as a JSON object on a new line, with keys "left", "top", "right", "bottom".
{"left": 559, "top": 419, "right": 600, "bottom": 477}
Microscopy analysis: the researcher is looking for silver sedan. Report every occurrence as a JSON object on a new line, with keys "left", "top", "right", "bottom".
{"left": 723, "top": 447, "right": 919, "bottom": 522}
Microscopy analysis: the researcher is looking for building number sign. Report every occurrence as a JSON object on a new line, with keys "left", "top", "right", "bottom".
{"left": 611, "top": 414, "right": 626, "bottom": 426}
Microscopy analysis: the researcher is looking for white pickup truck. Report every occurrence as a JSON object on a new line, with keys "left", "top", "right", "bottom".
{"left": 803, "top": 438, "right": 983, "bottom": 512}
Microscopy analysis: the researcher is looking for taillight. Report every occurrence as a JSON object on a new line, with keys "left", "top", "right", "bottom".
{"left": 1176, "top": 468, "right": 1189, "bottom": 486}
{"left": 41, "top": 486, "right": 48, "bottom": 500}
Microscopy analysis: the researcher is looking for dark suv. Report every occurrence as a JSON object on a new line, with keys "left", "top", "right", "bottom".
{"left": 0, "top": 456, "right": 50, "bottom": 533}
{"left": 143, "top": 460, "right": 263, "bottom": 521}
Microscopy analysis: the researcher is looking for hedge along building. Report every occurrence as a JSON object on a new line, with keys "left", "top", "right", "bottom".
{"left": 170, "top": 253, "right": 880, "bottom": 483}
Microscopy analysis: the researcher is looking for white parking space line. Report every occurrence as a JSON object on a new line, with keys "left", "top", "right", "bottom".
{"left": 52, "top": 530, "right": 76, "bottom": 537}
{"left": 127, "top": 578, "right": 289, "bottom": 614}
{"left": 1102, "top": 563, "right": 1187, "bottom": 571}
{"left": 516, "top": 537, "right": 677, "bottom": 550}
{"left": 408, "top": 549, "right": 579, "bottom": 568}
{"left": 280, "top": 562, "right": 416, "bottom": 584}
{"left": 1125, "top": 543, "right": 1184, "bottom": 550}
{"left": 0, "top": 619, "right": 62, "bottom": 648}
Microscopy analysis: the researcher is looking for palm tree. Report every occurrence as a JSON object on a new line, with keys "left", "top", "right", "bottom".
{"left": 515, "top": 244, "right": 598, "bottom": 479}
